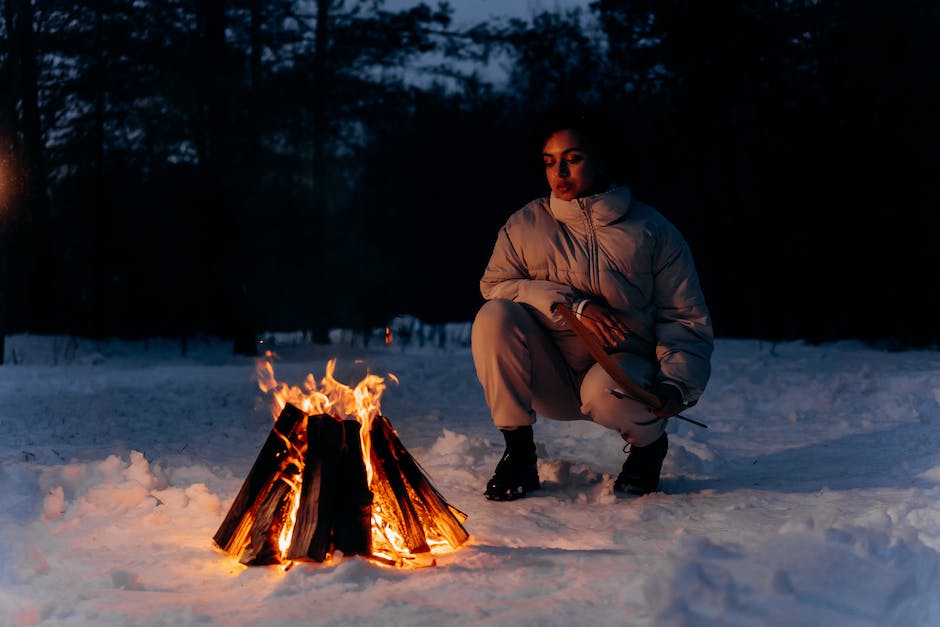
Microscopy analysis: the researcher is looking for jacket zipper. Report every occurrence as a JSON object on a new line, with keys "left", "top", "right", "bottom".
{"left": 578, "top": 198, "right": 601, "bottom": 294}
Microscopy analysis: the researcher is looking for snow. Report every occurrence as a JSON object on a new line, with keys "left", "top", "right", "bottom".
{"left": 2, "top": 331, "right": 940, "bottom": 626}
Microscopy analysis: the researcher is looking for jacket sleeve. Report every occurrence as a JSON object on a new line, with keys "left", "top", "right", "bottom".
{"left": 650, "top": 223, "right": 714, "bottom": 404}
{"left": 480, "top": 224, "right": 576, "bottom": 325}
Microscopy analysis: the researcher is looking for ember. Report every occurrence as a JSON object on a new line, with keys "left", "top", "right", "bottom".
{"left": 213, "top": 355, "right": 469, "bottom": 568}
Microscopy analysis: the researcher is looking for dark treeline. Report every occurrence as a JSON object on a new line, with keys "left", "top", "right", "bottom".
{"left": 0, "top": 0, "right": 937, "bottom": 354}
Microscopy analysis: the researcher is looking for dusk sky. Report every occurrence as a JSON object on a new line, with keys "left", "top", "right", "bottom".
{"left": 383, "top": 0, "right": 595, "bottom": 85}
{"left": 386, "top": 0, "right": 593, "bottom": 27}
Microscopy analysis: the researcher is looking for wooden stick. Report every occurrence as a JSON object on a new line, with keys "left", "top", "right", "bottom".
{"left": 554, "top": 303, "right": 708, "bottom": 429}
{"left": 553, "top": 304, "right": 662, "bottom": 408}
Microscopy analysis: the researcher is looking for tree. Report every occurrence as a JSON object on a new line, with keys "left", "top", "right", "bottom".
{"left": 2, "top": 0, "right": 50, "bottom": 333}
{"left": 0, "top": 0, "right": 476, "bottom": 341}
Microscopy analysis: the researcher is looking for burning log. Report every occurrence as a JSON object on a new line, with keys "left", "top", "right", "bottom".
{"left": 288, "top": 417, "right": 372, "bottom": 562}
{"left": 213, "top": 402, "right": 469, "bottom": 568}
{"left": 366, "top": 415, "right": 469, "bottom": 563}
{"left": 212, "top": 403, "right": 307, "bottom": 564}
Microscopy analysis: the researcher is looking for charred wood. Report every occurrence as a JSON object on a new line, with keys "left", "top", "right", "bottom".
{"left": 331, "top": 419, "right": 373, "bottom": 557}
{"left": 370, "top": 415, "right": 469, "bottom": 549}
{"left": 286, "top": 413, "right": 342, "bottom": 561}
{"left": 214, "top": 404, "right": 468, "bottom": 568}
{"left": 373, "top": 415, "right": 469, "bottom": 548}
{"left": 212, "top": 403, "right": 307, "bottom": 559}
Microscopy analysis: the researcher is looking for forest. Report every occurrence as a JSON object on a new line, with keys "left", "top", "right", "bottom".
{"left": 1, "top": 0, "right": 937, "bottom": 355}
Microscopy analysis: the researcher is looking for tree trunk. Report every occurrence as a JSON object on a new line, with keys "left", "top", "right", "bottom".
{"left": 9, "top": 0, "right": 50, "bottom": 332}
{"left": 230, "top": 0, "right": 265, "bottom": 357}
{"left": 0, "top": 0, "right": 17, "bottom": 142}
{"left": 299, "top": 0, "right": 333, "bottom": 340}
{"left": 249, "top": 0, "right": 261, "bottom": 91}
{"left": 196, "top": 0, "right": 237, "bottom": 341}
{"left": 91, "top": 4, "right": 111, "bottom": 339}
{"left": 311, "top": 0, "right": 330, "bottom": 203}
{"left": 1, "top": 0, "right": 16, "bottom": 360}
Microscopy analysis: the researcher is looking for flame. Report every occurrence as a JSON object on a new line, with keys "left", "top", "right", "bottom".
{"left": 267, "top": 413, "right": 308, "bottom": 567}
{"left": 254, "top": 355, "right": 458, "bottom": 568}
{"left": 385, "top": 327, "right": 393, "bottom": 344}
{"left": 256, "top": 351, "right": 393, "bottom": 427}
{"left": 256, "top": 354, "right": 404, "bottom": 563}
{"left": 276, "top": 472, "right": 303, "bottom": 558}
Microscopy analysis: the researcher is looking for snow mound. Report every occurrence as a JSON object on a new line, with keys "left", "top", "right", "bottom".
{"left": 646, "top": 525, "right": 940, "bottom": 625}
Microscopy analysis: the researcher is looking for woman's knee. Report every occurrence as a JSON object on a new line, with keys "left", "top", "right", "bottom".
{"left": 472, "top": 299, "right": 526, "bottom": 341}
{"left": 579, "top": 353, "right": 663, "bottom": 444}
{"left": 582, "top": 389, "right": 664, "bottom": 444}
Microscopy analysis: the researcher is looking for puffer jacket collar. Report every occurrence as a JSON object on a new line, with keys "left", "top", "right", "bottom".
{"left": 548, "top": 185, "right": 633, "bottom": 227}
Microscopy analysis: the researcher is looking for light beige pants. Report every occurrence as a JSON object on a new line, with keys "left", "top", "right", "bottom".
{"left": 471, "top": 298, "right": 666, "bottom": 446}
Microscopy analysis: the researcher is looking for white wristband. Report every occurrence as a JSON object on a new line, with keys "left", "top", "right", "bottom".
{"left": 574, "top": 299, "right": 589, "bottom": 320}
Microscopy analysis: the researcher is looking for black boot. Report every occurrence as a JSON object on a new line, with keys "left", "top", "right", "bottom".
{"left": 484, "top": 426, "right": 540, "bottom": 501}
{"left": 614, "top": 432, "right": 668, "bottom": 496}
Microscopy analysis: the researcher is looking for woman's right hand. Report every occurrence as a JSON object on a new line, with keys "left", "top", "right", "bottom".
{"left": 579, "top": 302, "right": 629, "bottom": 349}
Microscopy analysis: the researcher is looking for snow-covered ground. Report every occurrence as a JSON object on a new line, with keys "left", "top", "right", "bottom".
{"left": 1, "top": 330, "right": 939, "bottom": 626}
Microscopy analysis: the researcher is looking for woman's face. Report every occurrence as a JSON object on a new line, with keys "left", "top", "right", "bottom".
{"left": 542, "top": 129, "right": 604, "bottom": 201}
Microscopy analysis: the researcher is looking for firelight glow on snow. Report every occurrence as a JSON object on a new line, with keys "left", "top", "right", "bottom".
{"left": 1, "top": 328, "right": 939, "bottom": 626}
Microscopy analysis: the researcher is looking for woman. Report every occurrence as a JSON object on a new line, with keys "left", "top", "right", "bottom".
{"left": 471, "top": 106, "right": 714, "bottom": 500}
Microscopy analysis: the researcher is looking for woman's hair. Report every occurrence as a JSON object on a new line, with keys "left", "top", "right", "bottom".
{"left": 530, "top": 101, "right": 628, "bottom": 182}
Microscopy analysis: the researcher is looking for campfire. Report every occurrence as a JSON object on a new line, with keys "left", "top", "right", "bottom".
{"left": 213, "top": 355, "right": 469, "bottom": 569}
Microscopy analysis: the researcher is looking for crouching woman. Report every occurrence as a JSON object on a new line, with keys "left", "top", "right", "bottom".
{"left": 471, "top": 105, "right": 714, "bottom": 500}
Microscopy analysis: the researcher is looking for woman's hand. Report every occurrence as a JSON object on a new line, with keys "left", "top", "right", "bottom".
{"left": 649, "top": 382, "right": 686, "bottom": 419}
{"left": 579, "top": 302, "right": 630, "bottom": 349}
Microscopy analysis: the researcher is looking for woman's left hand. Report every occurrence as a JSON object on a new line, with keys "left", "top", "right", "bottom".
{"left": 579, "top": 302, "right": 630, "bottom": 349}
{"left": 649, "top": 382, "right": 686, "bottom": 419}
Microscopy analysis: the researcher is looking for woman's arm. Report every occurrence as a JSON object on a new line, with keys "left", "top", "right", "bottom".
{"left": 480, "top": 225, "right": 577, "bottom": 324}
{"left": 650, "top": 225, "right": 714, "bottom": 404}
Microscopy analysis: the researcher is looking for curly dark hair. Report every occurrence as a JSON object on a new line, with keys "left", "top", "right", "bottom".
{"left": 530, "top": 101, "right": 629, "bottom": 184}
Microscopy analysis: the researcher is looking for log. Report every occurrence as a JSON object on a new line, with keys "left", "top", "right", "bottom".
{"left": 286, "top": 416, "right": 373, "bottom": 561}
{"left": 213, "top": 403, "right": 307, "bottom": 557}
{"left": 367, "top": 417, "right": 430, "bottom": 555}
{"left": 240, "top": 471, "right": 297, "bottom": 565}
{"left": 214, "top": 403, "right": 469, "bottom": 568}
{"left": 371, "top": 415, "right": 469, "bottom": 549}
{"left": 286, "top": 414, "right": 342, "bottom": 561}
{"left": 331, "top": 419, "right": 373, "bottom": 557}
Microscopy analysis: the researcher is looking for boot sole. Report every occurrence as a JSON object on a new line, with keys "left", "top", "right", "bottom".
{"left": 484, "top": 475, "right": 540, "bottom": 501}
{"left": 613, "top": 483, "right": 653, "bottom": 496}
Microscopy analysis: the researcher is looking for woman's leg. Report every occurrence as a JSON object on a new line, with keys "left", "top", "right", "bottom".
{"left": 471, "top": 299, "right": 587, "bottom": 428}
{"left": 579, "top": 352, "right": 666, "bottom": 446}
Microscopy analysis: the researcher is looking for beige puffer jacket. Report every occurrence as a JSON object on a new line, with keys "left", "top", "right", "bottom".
{"left": 480, "top": 185, "right": 714, "bottom": 403}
